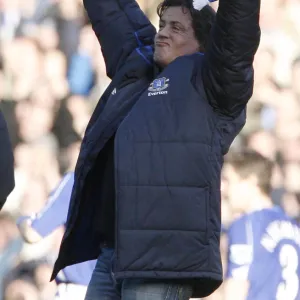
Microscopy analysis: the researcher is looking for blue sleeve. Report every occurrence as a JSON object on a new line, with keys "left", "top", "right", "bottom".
{"left": 31, "top": 172, "right": 74, "bottom": 237}
{"left": 226, "top": 217, "right": 254, "bottom": 280}
{"left": 83, "top": 0, "right": 156, "bottom": 78}
{"left": 201, "top": 0, "right": 261, "bottom": 117}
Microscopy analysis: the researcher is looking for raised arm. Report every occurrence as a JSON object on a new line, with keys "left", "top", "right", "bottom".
{"left": 202, "top": 0, "right": 261, "bottom": 117}
{"left": 17, "top": 172, "right": 74, "bottom": 243}
{"left": 84, "top": 0, "right": 156, "bottom": 78}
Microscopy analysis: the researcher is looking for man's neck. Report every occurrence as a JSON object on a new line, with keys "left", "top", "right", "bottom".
{"left": 247, "top": 193, "right": 273, "bottom": 213}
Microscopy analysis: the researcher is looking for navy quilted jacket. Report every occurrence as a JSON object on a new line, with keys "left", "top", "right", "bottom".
{"left": 0, "top": 111, "right": 14, "bottom": 210}
{"left": 52, "top": 0, "right": 260, "bottom": 297}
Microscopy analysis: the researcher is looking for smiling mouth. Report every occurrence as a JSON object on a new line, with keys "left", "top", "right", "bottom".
{"left": 156, "top": 42, "right": 169, "bottom": 47}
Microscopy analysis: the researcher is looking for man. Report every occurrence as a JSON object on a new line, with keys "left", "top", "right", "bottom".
{"left": 223, "top": 151, "right": 300, "bottom": 300}
{"left": 0, "top": 110, "right": 15, "bottom": 210}
{"left": 51, "top": 0, "right": 261, "bottom": 298}
{"left": 17, "top": 172, "right": 96, "bottom": 300}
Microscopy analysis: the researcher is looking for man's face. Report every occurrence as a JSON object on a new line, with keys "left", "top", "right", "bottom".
{"left": 223, "top": 165, "right": 251, "bottom": 215}
{"left": 154, "top": 6, "right": 200, "bottom": 67}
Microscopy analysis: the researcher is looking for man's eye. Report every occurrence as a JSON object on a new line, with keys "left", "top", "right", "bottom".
{"left": 173, "top": 26, "right": 180, "bottom": 32}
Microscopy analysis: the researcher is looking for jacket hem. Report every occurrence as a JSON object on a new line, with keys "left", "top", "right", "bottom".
{"left": 115, "top": 269, "right": 222, "bottom": 280}
{"left": 115, "top": 270, "right": 222, "bottom": 298}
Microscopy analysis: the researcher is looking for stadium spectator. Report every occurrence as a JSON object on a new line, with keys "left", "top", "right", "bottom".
{"left": 17, "top": 172, "right": 96, "bottom": 300}
{"left": 223, "top": 151, "right": 300, "bottom": 300}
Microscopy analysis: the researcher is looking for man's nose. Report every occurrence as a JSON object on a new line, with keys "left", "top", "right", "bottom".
{"left": 157, "top": 26, "right": 169, "bottom": 38}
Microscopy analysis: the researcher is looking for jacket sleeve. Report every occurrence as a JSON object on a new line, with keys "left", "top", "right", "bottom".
{"left": 0, "top": 111, "right": 15, "bottom": 210}
{"left": 83, "top": 0, "right": 156, "bottom": 79}
{"left": 201, "top": 0, "right": 261, "bottom": 117}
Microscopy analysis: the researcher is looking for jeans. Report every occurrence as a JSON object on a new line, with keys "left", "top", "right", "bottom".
{"left": 84, "top": 248, "right": 193, "bottom": 300}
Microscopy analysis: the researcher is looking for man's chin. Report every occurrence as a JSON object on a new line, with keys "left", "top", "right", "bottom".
{"left": 153, "top": 52, "right": 167, "bottom": 68}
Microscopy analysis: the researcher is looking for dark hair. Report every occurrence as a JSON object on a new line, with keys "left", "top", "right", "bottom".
{"left": 157, "top": 0, "right": 216, "bottom": 52}
{"left": 226, "top": 150, "right": 274, "bottom": 195}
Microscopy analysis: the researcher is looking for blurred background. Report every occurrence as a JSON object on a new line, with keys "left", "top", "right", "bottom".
{"left": 0, "top": 0, "right": 300, "bottom": 299}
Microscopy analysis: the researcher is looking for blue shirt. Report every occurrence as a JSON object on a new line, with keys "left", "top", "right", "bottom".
{"left": 226, "top": 206, "right": 300, "bottom": 300}
{"left": 31, "top": 172, "right": 96, "bottom": 286}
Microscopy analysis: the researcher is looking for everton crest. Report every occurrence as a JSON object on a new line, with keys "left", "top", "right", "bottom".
{"left": 148, "top": 77, "right": 169, "bottom": 92}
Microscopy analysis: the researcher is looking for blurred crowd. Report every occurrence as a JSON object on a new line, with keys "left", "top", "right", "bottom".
{"left": 0, "top": 0, "right": 300, "bottom": 299}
